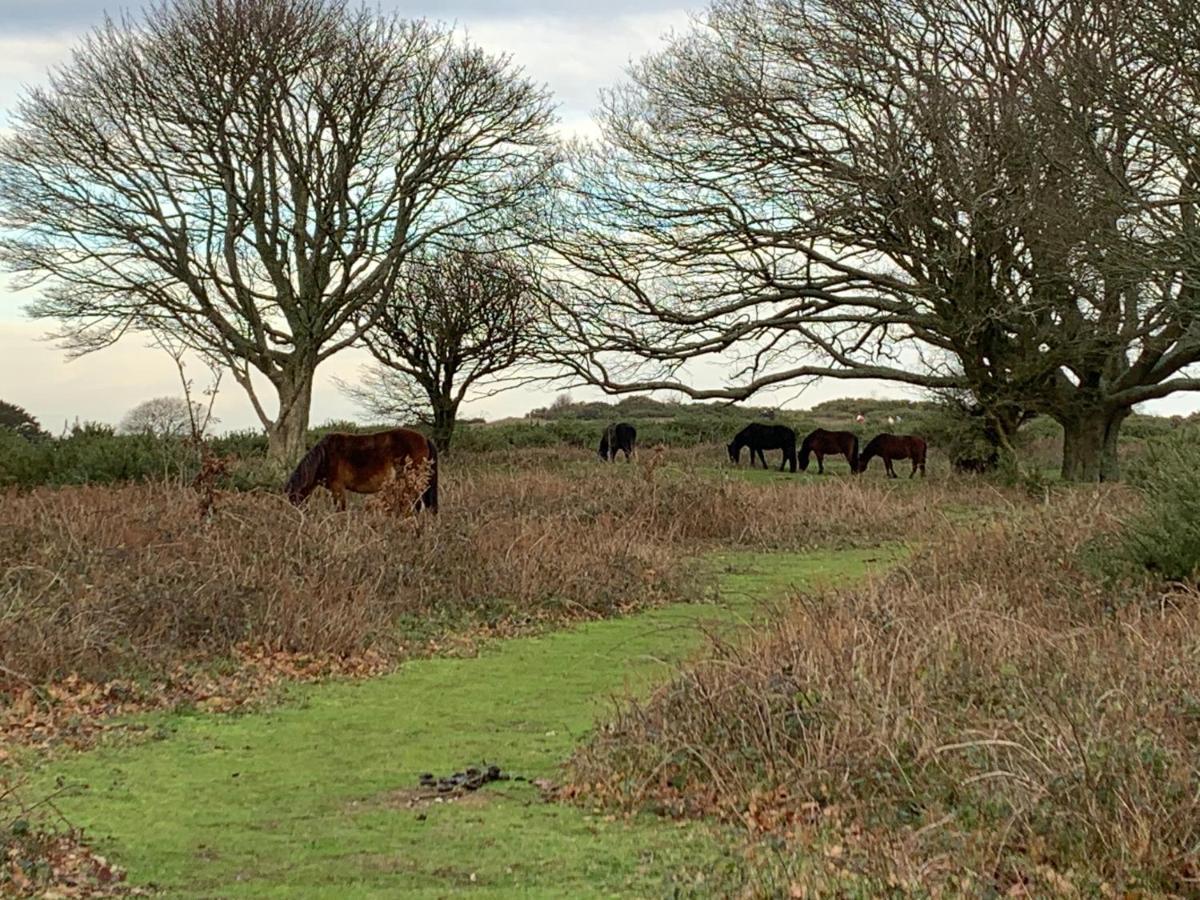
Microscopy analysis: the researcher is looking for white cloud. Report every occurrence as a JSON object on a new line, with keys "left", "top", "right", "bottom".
{"left": 0, "top": 34, "right": 76, "bottom": 117}
{"left": 463, "top": 12, "right": 690, "bottom": 132}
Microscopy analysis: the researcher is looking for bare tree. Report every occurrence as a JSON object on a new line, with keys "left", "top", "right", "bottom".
{"left": 120, "top": 396, "right": 215, "bottom": 439}
{"left": 0, "top": 0, "right": 557, "bottom": 462}
{"left": 347, "top": 244, "right": 539, "bottom": 448}
{"left": 546, "top": 0, "right": 1200, "bottom": 480}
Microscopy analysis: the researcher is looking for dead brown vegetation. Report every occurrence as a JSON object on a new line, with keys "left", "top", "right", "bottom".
{"left": 0, "top": 463, "right": 977, "bottom": 693}
{"left": 568, "top": 488, "right": 1200, "bottom": 895}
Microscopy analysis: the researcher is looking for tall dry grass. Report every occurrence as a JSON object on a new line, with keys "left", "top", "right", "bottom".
{"left": 0, "top": 462, "right": 987, "bottom": 686}
{"left": 569, "top": 488, "right": 1200, "bottom": 895}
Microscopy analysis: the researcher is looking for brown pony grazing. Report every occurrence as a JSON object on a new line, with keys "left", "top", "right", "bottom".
{"left": 284, "top": 428, "right": 438, "bottom": 512}
{"left": 799, "top": 428, "right": 860, "bottom": 474}
{"left": 857, "top": 433, "right": 927, "bottom": 478}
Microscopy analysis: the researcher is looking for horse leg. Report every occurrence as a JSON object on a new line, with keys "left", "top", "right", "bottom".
{"left": 816, "top": 452, "right": 825, "bottom": 474}
{"left": 886, "top": 458, "right": 897, "bottom": 478}
{"left": 910, "top": 458, "right": 918, "bottom": 478}
{"left": 332, "top": 483, "right": 347, "bottom": 511}
{"left": 755, "top": 448, "right": 766, "bottom": 468}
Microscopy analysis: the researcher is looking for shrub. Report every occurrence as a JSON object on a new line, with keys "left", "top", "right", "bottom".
{"left": 1106, "top": 427, "right": 1200, "bottom": 583}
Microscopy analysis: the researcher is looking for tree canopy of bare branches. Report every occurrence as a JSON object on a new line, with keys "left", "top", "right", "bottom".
{"left": 0, "top": 0, "right": 557, "bottom": 462}
{"left": 347, "top": 243, "right": 540, "bottom": 448}
{"left": 119, "top": 396, "right": 215, "bottom": 439}
{"left": 547, "top": 0, "right": 1200, "bottom": 480}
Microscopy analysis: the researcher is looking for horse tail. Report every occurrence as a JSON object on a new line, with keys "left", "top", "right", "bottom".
{"left": 849, "top": 434, "right": 860, "bottom": 473}
{"left": 284, "top": 437, "right": 327, "bottom": 505}
{"left": 421, "top": 437, "right": 439, "bottom": 512}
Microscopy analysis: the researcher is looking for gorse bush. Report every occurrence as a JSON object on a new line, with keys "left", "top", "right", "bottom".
{"left": 0, "top": 428, "right": 199, "bottom": 487}
{"left": 1108, "top": 427, "right": 1200, "bottom": 582}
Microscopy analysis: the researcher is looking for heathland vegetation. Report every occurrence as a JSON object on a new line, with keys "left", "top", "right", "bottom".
{"left": 4, "top": 0, "right": 1200, "bottom": 895}
{"left": 3, "top": 410, "right": 1200, "bottom": 894}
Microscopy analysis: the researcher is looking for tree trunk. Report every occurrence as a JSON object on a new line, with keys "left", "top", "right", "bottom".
{"left": 430, "top": 401, "right": 458, "bottom": 451}
{"left": 1059, "top": 408, "right": 1128, "bottom": 482}
{"left": 267, "top": 368, "right": 316, "bottom": 465}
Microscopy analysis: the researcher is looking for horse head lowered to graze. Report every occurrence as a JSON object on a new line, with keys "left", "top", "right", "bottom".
{"left": 598, "top": 422, "right": 637, "bottom": 461}
{"left": 284, "top": 427, "right": 438, "bottom": 512}
{"left": 727, "top": 423, "right": 797, "bottom": 472}
{"left": 798, "top": 428, "right": 859, "bottom": 475}
{"left": 857, "top": 433, "right": 927, "bottom": 478}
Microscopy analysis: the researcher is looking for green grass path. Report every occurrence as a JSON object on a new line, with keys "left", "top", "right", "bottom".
{"left": 34, "top": 549, "right": 889, "bottom": 898}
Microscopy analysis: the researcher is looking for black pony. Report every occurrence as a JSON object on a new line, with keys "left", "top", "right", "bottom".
{"left": 727, "top": 423, "right": 797, "bottom": 472}
{"left": 598, "top": 422, "right": 637, "bottom": 461}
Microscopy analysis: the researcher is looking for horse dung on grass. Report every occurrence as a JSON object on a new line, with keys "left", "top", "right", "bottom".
{"left": 799, "top": 428, "right": 860, "bottom": 474}
{"left": 598, "top": 422, "right": 637, "bottom": 461}
{"left": 727, "top": 423, "right": 798, "bottom": 472}
{"left": 284, "top": 427, "right": 438, "bottom": 512}
{"left": 858, "top": 433, "right": 927, "bottom": 478}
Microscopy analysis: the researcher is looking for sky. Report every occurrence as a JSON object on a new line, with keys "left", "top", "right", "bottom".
{"left": 1, "top": 1, "right": 1196, "bottom": 432}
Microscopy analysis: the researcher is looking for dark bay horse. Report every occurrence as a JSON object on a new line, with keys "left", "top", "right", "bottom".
{"left": 598, "top": 422, "right": 637, "bottom": 461}
{"left": 799, "top": 428, "right": 860, "bottom": 474}
{"left": 858, "top": 433, "right": 927, "bottom": 478}
{"left": 284, "top": 427, "right": 438, "bottom": 511}
{"left": 728, "top": 423, "right": 797, "bottom": 472}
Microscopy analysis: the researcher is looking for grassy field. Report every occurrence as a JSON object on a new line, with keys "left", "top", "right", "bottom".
{"left": 3, "top": 448, "right": 1197, "bottom": 897}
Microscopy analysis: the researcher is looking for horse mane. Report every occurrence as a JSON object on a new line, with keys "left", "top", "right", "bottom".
{"left": 284, "top": 436, "right": 329, "bottom": 504}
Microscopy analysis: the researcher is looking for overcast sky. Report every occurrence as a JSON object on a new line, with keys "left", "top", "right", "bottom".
{"left": 1, "top": 1, "right": 1195, "bottom": 431}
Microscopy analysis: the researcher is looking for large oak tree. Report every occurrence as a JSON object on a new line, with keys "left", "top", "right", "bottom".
{"left": 0, "top": 0, "right": 557, "bottom": 461}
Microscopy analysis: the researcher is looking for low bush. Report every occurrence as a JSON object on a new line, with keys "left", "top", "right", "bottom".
{"left": 1106, "top": 427, "right": 1200, "bottom": 583}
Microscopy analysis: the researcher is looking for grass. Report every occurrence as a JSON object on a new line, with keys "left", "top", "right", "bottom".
{"left": 1, "top": 453, "right": 1017, "bottom": 895}
{"left": 26, "top": 548, "right": 888, "bottom": 897}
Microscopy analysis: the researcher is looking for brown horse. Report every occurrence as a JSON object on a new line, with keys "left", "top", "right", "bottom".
{"left": 284, "top": 427, "right": 438, "bottom": 511}
{"left": 799, "top": 428, "right": 860, "bottom": 474}
{"left": 857, "top": 433, "right": 927, "bottom": 478}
